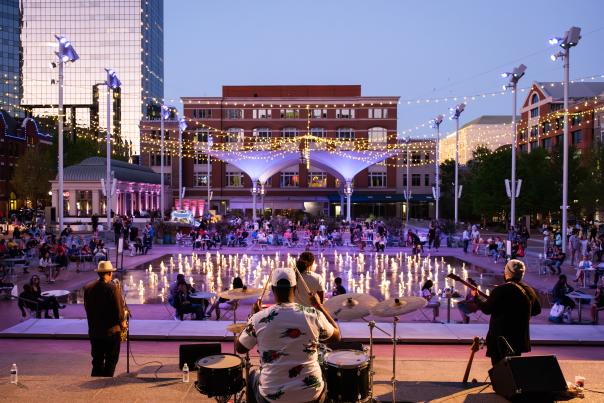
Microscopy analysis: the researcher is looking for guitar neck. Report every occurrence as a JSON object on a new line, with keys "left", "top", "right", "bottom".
{"left": 449, "top": 275, "right": 489, "bottom": 298}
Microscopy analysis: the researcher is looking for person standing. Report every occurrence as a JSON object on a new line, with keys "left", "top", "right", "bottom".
{"left": 83, "top": 261, "right": 126, "bottom": 377}
{"left": 472, "top": 260, "right": 541, "bottom": 366}
{"left": 462, "top": 226, "right": 470, "bottom": 253}
{"left": 294, "top": 252, "right": 325, "bottom": 307}
{"left": 569, "top": 231, "right": 579, "bottom": 266}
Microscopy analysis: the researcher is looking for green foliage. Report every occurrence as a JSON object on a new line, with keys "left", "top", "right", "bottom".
{"left": 10, "top": 147, "right": 55, "bottom": 206}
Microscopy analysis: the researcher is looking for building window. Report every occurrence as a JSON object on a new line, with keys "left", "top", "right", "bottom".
{"left": 252, "top": 109, "right": 271, "bottom": 119}
{"left": 542, "top": 137, "right": 552, "bottom": 149}
{"left": 368, "top": 127, "right": 387, "bottom": 143}
{"left": 530, "top": 108, "right": 538, "bottom": 118}
{"left": 281, "top": 128, "right": 298, "bottom": 138}
{"left": 368, "top": 108, "right": 388, "bottom": 119}
{"left": 424, "top": 152, "right": 431, "bottom": 162}
{"left": 227, "top": 128, "right": 244, "bottom": 143}
{"left": 556, "top": 134, "right": 563, "bottom": 145}
{"left": 572, "top": 130, "right": 582, "bottom": 144}
{"left": 194, "top": 153, "right": 208, "bottom": 165}
{"left": 194, "top": 109, "right": 212, "bottom": 119}
{"left": 310, "top": 128, "right": 325, "bottom": 140}
{"left": 530, "top": 125, "right": 538, "bottom": 138}
{"left": 76, "top": 190, "right": 92, "bottom": 217}
{"left": 555, "top": 117, "right": 564, "bottom": 130}
{"left": 402, "top": 174, "right": 407, "bottom": 187}
{"left": 280, "top": 172, "right": 299, "bottom": 187}
{"left": 424, "top": 174, "right": 430, "bottom": 186}
{"left": 551, "top": 103, "right": 563, "bottom": 112}
{"left": 252, "top": 128, "right": 271, "bottom": 141}
{"left": 280, "top": 109, "right": 299, "bottom": 119}
{"left": 571, "top": 115, "right": 583, "bottom": 126}
{"left": 308, "top": 172, "right": 327, "bottom": 188}
{"left": 312, "top": 109, "right": 327, "bottom": 119}
{"left": 519, "top": 129, "right": 527, "bottom": 141}
{"left": 530, "top": 141, "right": 538, "bottom": 149}
{"left": 150, "top": 154, "right": 171, "bottom": 166}
{"left": 226, "top": 172, "right": 244, "bottom": 187}
{"left": 411, "top": 174, "right": 421, "bottom": 187}
{"left": 336, "top": 128, "right": 355, "bottom": 141}
{"left": 369, "top": 172, "right": 386, "bottom": 187}
{"left": 194, "top": 173, "right": 209, "bottom": 187}
{"left": 411, "top": 153, "right": 421, "bottom": 164}
{"left": 336, "top": 109, "right": 355, "bottom": 119}
{"left": 225, "top": 109, "right": 244, "bottom": 119}
{"left": 519, "top": 144, "right": 527, "bottom": 153}
{"left": 197, "top": 128, "right": 211, "bottom": 142}
{"left": 543, "top": 122, "right": 550, "bottom": 134}
{"left": 531, "top": 94, "right": 539, "bottom": 104}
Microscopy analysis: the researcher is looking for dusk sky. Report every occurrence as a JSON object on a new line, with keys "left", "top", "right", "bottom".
{"left": 164, "top": 0, "right": 604, "bottom": 139}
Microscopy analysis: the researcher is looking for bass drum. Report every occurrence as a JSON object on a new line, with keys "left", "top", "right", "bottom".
{"left": 324, "top": 350, "right": 371, "bottom": 402}
{"left": 195, "top": 354, "right": 244, "bottom": 398}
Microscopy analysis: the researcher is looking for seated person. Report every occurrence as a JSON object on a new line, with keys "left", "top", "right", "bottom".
{"left": 591, "top": 281, "right": 604, "bottom": 324}
{"left": 142, "top": 234, "right": 152, "bottom": 253}
{"left": 552, "top": 274, "right": 576, "bottom": 310}
{"left": 39, "top": 252, "right": 53, "bottom": 282}
{"left": 93, "top": 242, "right": 108, "bottom": 264}
{"left": 487, "top": 238, "right": 498, "bottom": 262}
{"left": 421, "top": 279, "right": 440, "bottom": 321}
{"left": 332, "top": 277, "right": 346, "bottom": 296}
{"left": 546, "top": 247, "right": 566, "bottom": 275}
{"left": 457, "top": 278, "right": 479, "bottom": 324}
{"left": 170, "top": 275, "right": 204, "bottom": 320}
{"left": 574, "top": 255, "right": 593, "bottom": 283}
{"left": 18, "top": 276, "right": 63, "bottom": 319}
{"left": 207, "top": 277, "right": 244, "bottom": 320}
{"left": 211, "top": 233, "right": 221, "bottom": 249}
{"left": 133, "top": 237, "right": 144, "bottom": 255}
{"left": 236, "top": 268, "right": 340, "bottom": 403}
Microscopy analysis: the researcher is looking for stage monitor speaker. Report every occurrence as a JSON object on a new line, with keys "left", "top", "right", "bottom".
{"left": 489, "top": 355, "right": 567, "bottom": 401}
{"left": 179, "top": 343, "right": 221, "bottom": 370}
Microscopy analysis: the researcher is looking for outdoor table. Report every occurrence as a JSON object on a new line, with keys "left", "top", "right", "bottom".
{"left": 567, "top": 291, "right": 594, "bottom": 323}
{"left": 41, "top": 289, "right": 70, "bottom": 298}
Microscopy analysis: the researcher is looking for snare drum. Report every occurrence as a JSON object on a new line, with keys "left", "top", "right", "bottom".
{"left": 195, "top": 354, "right": 244, "bottom": 397}
{"left": 324, "top": 350, "right": 371, "bottom": 402}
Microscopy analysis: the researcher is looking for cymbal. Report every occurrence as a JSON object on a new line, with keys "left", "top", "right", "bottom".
{"left": 226, "top": 323, "right": 247, "bottom": 334}
{"left": 324, "top": 293, "right": 379, "bottom": 321}
{"left": 189, "top": 291, "right": 216, "bottom": 299}
{"left": 370, "top": 296, "right": 427, "bottom": 318}
{"left": 218, "top": 287, "right": 263, "bottom": 300}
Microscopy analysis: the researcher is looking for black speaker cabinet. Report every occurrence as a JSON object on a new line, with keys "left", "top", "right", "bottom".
{"left": 178, "top": 343, "right": 221, "bottom": 370}
{"left": 489, "top": 355, "right": 567, "bottom": 401}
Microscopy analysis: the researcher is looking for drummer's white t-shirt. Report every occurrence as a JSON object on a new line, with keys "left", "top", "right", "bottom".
{"left": 294, "top": 271, "right": 325, "bottom": 307}
{"left": 238, "top": 302, "right": 334, "bottom": 402}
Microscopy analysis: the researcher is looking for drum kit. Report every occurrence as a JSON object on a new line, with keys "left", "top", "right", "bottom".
{"left": 193, "top": 272, "right": 427, "bottom": 402}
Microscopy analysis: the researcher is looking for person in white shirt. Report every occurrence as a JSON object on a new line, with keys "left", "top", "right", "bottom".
{"left": 462, "top": 227, "right": 470, "bottom": 253}
{"left": 294, "top": 252, "right": 325, "bottom": 307}
{"left": 236, "top": 268, "right": 340, "bottom": 403}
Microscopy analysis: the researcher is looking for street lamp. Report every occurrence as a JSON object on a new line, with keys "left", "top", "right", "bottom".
{"left": 159, "top": 104, "right": 170, "bottom": 219}
{"left": 403, "top": 137, "right": 411, "bottom": 228}
{"left": 430, "top": 115, "right": 444, "bottom": 221}
{"left": 54, "top": 35, "right": 79, "bottom": 232}
{"left": 104, "top": 69, "right": 121, "bottom": 235}
{"left": 449, "top": 103, "right": 465, "bottom": 225}
{"left": 502, "top": 64, "right": 526, "bottom": 229}
{"left": 207, "top": 134, "right": 213, "bottom": 218}
{"left": 549, "top": 26, "right": 581, "bottom": 254}
{"left": 178, "top": 116, "right": 187, "bottom": 212}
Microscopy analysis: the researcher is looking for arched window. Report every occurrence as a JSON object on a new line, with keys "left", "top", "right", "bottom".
{"left": 368, "top": 127, "right": 387, "bottom": 143}
{"left": 531, "top": 93, "right": 539, "bottom": 104}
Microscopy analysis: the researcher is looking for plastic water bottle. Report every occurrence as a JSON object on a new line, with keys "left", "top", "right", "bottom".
{"left": 182, "top": 363, "right": 189, "bottom": 383}
{"left": 10, "top": 364, "right": 18, "bottom": 384}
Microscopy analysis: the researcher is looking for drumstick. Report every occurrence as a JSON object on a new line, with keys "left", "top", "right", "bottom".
{"left": 293, "top": 265, "right": 312, "bottom": 296}
{"left": 257, "top": 265, "right": 276, "bottom": 305}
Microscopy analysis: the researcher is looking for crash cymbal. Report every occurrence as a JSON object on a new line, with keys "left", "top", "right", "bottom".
{"left": 189, "top": 291, "right": 216, "bottom": 300}
{"left": 324, "top": 293, "right": 379, "bottom": 321}
{"left": 218, "top": 287, "right": 263, "bottom": 300}
{"left": 370, "top": 296, "right": 427, "bottom": 318}
{"left": 226, "top": 323, "right": 247, "bottom": 334}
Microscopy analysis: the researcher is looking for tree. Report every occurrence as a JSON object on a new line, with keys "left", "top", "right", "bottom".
{"left": 10, "top": 148, "right": 55, "bottom": 208}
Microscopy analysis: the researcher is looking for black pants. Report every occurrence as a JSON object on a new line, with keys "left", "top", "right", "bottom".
{"left": 90, "top": 334, "right": 121, "bottom": 377}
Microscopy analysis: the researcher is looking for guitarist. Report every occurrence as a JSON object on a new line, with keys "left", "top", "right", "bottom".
{"left": 471, "top": 259, "right": 541, "bottom": 366}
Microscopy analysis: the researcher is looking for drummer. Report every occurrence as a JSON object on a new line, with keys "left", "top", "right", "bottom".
{"left": 236, "top": 268, "right": 340, "bottom": 403}
{"left": 294, "top": 252, "right": 325, "bottom": 307}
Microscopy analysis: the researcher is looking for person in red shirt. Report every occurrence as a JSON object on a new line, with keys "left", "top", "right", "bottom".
{"left": 53, "top": 240, "right": 69, "bottom": 281}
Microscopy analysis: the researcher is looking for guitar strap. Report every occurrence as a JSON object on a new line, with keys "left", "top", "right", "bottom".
{"left": 510, "top": 282, "right": 532, "bottom": 315}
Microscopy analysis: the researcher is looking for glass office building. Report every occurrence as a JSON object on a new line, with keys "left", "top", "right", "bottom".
{"left": 21, "top": 0, "right": 163, "bottom": 154}
{"left": 0, "top": 0, "right": 22, "bottom": 118}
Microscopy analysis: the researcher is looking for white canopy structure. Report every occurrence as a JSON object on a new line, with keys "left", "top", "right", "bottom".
{"left": 209, "top": 148, "right": 397, "bottom": 222}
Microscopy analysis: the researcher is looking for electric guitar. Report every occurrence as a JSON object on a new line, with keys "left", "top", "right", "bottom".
{"left": 463, "top": 336, "right": 483, "bottom": 383}
{"left": 446, "top": 273, "right": 488, "bottom": 299}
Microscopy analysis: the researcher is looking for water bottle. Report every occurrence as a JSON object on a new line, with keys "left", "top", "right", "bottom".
{"left": 10, "top": 363, "right": 18, "bottom": 384}
{"left": 182, "top": 363, "right": 189, "bottom": 383}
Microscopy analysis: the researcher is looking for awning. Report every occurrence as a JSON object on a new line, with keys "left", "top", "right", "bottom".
{"left": 326, "top": 193, "right": 434, "bottom": 203}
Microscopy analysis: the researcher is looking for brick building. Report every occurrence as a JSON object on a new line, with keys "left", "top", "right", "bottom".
{"left": 140, "top": 85, "right": 406, "bottom": 218}
{"left": 517, "top": 82, "right": 604, "bottom": 153}
{"left": 0, "top": 110, "right": 52, "bottom": 217}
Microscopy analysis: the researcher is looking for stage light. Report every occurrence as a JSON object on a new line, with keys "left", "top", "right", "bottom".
{"left": 55, "top": 35, "right": 79, "bottom": 63}
{"left": 105, "top": 68, "right": 121, "bottom": 89}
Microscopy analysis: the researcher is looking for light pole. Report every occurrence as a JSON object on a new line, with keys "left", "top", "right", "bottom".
{"left": 501, "top": 64, "right": 526, "bottom": 229}
{"left": 159, "top": 105, "right": 169, "bottom": 219}
{"left": 403, "top": 137, "right": 411, "bottom": 228}
{"left": 344, "top": 181, "right": 353, "bottom": 224}
{"left": 449, "top": 103, "right": 465, "bottom": 225}
{"left": 430, "top": 115, "right": 444, "bottom": 221}
{"left": 104, "top": 69, "right": 121, "bottom": 235}
{"left": 550, "top": 26, "right": 581, "bottom": 254}
{"left": 207, "top": 134, "right": 213, "bottom": 217}
{"left": 178, "top": 117, "right": 187, "bottom": 211}
{"left": 54, "top": 35, "right": 79, "bottom": 232}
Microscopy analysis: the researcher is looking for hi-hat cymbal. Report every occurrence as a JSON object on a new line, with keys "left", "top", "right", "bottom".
{"left": 370, "top": 296, "right": 427, "bottom": 317}
{"left": 324, "top": 293, "right": 379, "bottom": 321}
{"left": 218, "top": 287, "right": 263, "bottom": 300}
{"left": 226, "top": 323, "right": 247, "bottom": 334}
